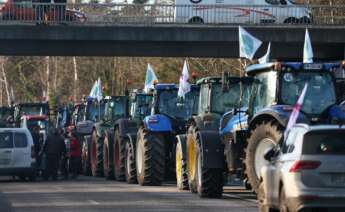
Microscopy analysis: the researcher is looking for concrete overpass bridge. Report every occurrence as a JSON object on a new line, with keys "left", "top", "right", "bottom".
{"left": 0, "top": 3, "right": 344, "bottom": 60}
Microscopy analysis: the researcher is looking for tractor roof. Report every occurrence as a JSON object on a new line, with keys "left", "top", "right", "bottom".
{"left": 16, "top": 102, "right": 49, "bottom": 107}
{"left": 245, "top": 62, "right": 343, "bottom": 75}
{"left": 154, "top": 83, "right": 178, "bottom": 90}
{"left": 196, "top": 77, "right": 222, "bottom": 85}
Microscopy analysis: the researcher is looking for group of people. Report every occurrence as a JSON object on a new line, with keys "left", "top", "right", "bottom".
{"left": 30, "top": 126, "right": 82, "bottom": 181}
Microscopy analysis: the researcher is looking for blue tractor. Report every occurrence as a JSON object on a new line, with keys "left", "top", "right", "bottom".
{"left": 182, "top": 76, "right": 253, "bottom": 197}
{"left": 244, "top": 61, "right": 345, "bottom": 193}
{"left": 135, "top": 83, "right": 199, "bottom": 186}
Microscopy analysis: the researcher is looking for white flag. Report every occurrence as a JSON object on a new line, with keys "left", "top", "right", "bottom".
{"left": 144, "top": 64, "right": 158, "bottom": 93}
{"left": 178, "top": 60, "right": 191, "bottom": 98}
{"left": 89, "top": 77, "right": 103, "bottom": 101}
{"left": 284, "top": 83, "right": 308, "bottom": 142}
{"left": 239, "top": 26, "right": 262, "bottom": 60}
{"left": 303, "top": 29, "right": 313, "bottom": 63}
{"left": 259, "top": 42, "right": 271, "bottom": 64}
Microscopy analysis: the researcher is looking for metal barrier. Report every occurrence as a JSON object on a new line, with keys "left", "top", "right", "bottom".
{"left": 0, "top": 3, "right": 344, "bottom": 25}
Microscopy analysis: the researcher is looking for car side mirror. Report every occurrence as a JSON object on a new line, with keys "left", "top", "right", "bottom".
{"left": 264, "top": 148, "right": 277, "bottom": 162}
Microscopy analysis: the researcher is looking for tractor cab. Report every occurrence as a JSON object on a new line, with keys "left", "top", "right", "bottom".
{"left": 148, "top": 83, "right": 199, "bottom": 134}
{"left": 14, "top": 102, "right": 49, "bottom": 125}
{"left": 103, "top": 96, "right": 129, "bottom": 124}
{"left": 129, "top": 90, "right": 153, "bottom": 123}
{"left": 194, "top": 76, "right": 253, "bottom": 130}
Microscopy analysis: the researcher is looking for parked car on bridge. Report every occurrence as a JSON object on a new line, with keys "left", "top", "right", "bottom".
{"left": 0, "top": 0, "right": 86, "bottom": 23}
{"left": 258, "top": 124, "right": 345, "bottom": 212}
{"left": 0, "top": 128, "right": 36, "bottom": 181}
{"left": 174, "top": 0, "right": 311, "bottom": 24}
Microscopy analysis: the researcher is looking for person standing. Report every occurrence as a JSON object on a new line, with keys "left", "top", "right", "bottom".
{"left": 69, "top": 130, "right": 81, "bottom": 179}
{"left": 42, "top": 128, "right": 66, "bottom": 180}
{"left": 31, "top": 125, "right": 42, "bottom": 173}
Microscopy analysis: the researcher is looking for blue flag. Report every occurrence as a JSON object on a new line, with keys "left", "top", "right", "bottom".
{"left": 239, "top": 26, "right": 262, "bottom": 60}
{"left": 89, "top": 78, "right": 103, "bottom": 101}
{"left": 144, "top": 64, "right": 158, "bottom": 92}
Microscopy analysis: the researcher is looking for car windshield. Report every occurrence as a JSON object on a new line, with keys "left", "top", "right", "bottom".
{"left": 158, "top": 89, "right": 198, "bottom": 120}
{"left": 281, "top": 71, "right": 336, "bottom": 115}
{"left": 20, "top": 105, "right": 48, "bottom": 116}
{"left": 303, "top": 130, "right": 345, "bottom": 155}
{"left": 131, "top": 95, "right": 153, "bottom": 120}
{"left": 211, "top": 83, "right": 252, "bottom": 114}
{"left": 109, "top": 97, "right": 127, "bottom": 119}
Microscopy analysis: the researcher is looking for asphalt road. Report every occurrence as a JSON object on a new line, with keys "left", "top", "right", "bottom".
{"left": 0, "top": 176, "right": 258, "bottom": 212}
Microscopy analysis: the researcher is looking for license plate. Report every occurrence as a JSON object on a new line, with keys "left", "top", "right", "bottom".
{"left": 330, "top": 174, "right": 345, "bottom": 186}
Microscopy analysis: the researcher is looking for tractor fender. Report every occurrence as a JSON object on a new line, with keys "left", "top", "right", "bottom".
{"left": 249, "top": 105, "right": 309, "bottom": 129}
{"left": 220, "top": 111, "right": 248, "bottom": 137}
{"left": 191, "top": 114, "right": 220, "bottom": 131}
{"left": 196, "top": 130, "right": 224, "bottom": 169}
{"left": 143, "top": 114, "right": 172, "bottom": 132}
{"left": 176, "top": 134, "right": 187, "bottom": 160}
{"left": 115, "top": 118, "right": 132, "bottom": 138}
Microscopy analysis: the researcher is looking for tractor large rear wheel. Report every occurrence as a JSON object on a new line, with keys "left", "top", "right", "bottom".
{"left": 176, "top": 139, "right": 188, "bottom": 190}
{"left": 91, "top": 131, "right": 104, "bottom": 177}
{"left": 187, "top": 129, "right": 223, "bottom": 198}
{"left": 125, "top": 138, "right": 137, "bottom": 184}
{"left": 103, "top": 132, "right": 114, "bottom": 180}
{"left": 245, "top": 120, "right": 282, "bottom": 193}
{"left": 82, "top": 137, "right": 92, "bottom": 176}
{"left": 136, "top": 128, "right": 165, "bottom": 186}
{"left": 114, "top": 128, "right": 126, "bottom": 181}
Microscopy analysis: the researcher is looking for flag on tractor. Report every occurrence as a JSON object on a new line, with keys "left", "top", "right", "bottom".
{"left": 178, "top": 60, "right": 191, "bottom": 99}
{"left": 284, "top": 83, "right": 308, "bottom": 142}
{"left": 239, "top": 26, "right": 262, "bottom": 60}
{"left": 144, "top": 64, "right": 158, "bottom": 93}
{"left": 89, "top": 78, "right": 103, "bottom": 101}
{"left": 259, "top": 42, "right": 271, "bottom": 64}
{"left": 303, "top": 29, "right": 313, "bottom": 63}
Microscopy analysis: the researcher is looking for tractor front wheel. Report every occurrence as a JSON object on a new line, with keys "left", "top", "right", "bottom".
{"left": 176, "top": 139, "right": 188, "bottom": 190}
{"left": 91, "top": 131, "right": 104, "bottom": 177}
{"left": 136, "top": 128, "right": 165, "bottom": 186}
{"left": 125, "top": 138, "right": 137, "bottom": 184}
{"left": 82, "top": 137, "right": 92, "bottom": 176}
{"left": 103, "top": 133, "right": 114, "bottom": 180}
{"left": 245, "top": 120, "right": 282, "bottom": 193}
{"left": 114, "top": 128, "right": 126, "bottom": 181}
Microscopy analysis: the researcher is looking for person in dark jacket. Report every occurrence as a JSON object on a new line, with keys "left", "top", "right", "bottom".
{"left": 42, "top": 128, "right": 66, "bottom": 180}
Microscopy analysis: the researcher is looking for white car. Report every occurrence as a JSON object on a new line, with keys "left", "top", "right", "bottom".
{"left": 174, "top": 0, "right": 311, "bottom": 24}
{"left": 0, "top": 128, "right": 36, "bottom": 181}
{"left": 258, "top": 124, "right": 345, "bottom": 212}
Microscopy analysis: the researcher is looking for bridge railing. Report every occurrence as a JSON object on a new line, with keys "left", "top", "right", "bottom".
{"left": 0, "top": 3, "right": 344, "bottom": 25}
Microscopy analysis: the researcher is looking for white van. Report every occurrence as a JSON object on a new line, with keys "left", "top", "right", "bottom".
{"left": 0, "top": 128, "right": 36, "bottom": 181}
{"left": 174, "top": 0, "right": 311, "bottom": 24}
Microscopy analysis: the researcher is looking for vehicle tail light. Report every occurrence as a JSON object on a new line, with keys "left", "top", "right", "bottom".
{"left": 31, "top": 145, "right": 35, "bottom": 159}
{"left": 289, "top": 160, "right": 321, "bottom": 172}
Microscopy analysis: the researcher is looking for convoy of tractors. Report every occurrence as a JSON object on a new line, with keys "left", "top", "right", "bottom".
{"left": 3, "top": 60, "right": 345, "bottom": 201}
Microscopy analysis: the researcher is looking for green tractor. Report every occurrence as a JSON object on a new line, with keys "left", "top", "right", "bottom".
{"left": 105, "top": 90, "right": 153, "bottom": 182}
{"left": 180, "top": 76, "right": 252, "bottom": 197}
{"left": 89, "top": 96, "right": 129, "bottom": 177}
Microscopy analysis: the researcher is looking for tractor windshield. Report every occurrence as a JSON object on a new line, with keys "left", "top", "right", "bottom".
{"left": 158, "top": 89, "right": 198, "bottom": 120}
{"left": 211, "top": 83, "right": 252, "bottom": 114}
{"left": 85, "top": 101, "right": 99, "bottom": 121}
{"left": 20, "top": 104, "right": 49, "bottom": 116}
{"left": 0, "top": 108, "right": 13, "bottom": 121}
{"left": 281, "top": 71, "right": 336, "bottom": 115}
{"left": 26, "top": 119, "right": 48, "bottom": 130}
{"left": 131, "top": 94, "right": 152, "bottom": 120}
{"left": 108, "top": 97, "right": 127, "bottom": 120}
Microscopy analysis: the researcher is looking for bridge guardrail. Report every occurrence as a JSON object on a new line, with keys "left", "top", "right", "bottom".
{"left": 0, "top": 3, "right": 344, "bottom": 25}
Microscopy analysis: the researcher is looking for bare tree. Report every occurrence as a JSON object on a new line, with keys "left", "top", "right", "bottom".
{"left": 73, "top": 57, "right": 78, "bottom": 101}
{"left": 0, "top": 57, "right": 11, "bottom": 106}
{"left": 45, "top": 56, "right": 50, "bottom": 101}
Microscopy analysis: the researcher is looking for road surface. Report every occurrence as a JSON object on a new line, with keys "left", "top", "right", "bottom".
{"left": 0, "top": 176, "right": 257, "bottom": 212}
